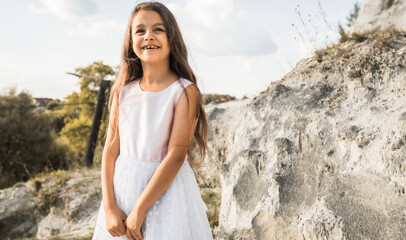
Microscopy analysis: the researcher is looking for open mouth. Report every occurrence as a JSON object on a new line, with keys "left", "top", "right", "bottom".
{"left": 142, "top": 46, "right": 160, "bottom": 50}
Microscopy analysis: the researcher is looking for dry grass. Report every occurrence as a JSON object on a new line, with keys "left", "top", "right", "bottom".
{"left": 314, "top": 28, "right": 406, "bottom": 63}
{"left": 201, "top": 187, "right": 221, "bottom": 229}
{"left": 34, "top": 170, "right": 71, "bottom": 215}
{"left": 314, "top": 44, "right": 336, "bottom": 63}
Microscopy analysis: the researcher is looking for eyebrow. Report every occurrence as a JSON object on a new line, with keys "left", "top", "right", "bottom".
{"left": 135, "top": 23, "right": 165, "bottom": 28}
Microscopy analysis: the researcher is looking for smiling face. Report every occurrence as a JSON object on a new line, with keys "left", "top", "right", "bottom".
{"left": 131, "top": 10, "right": 170, "bottom": 65}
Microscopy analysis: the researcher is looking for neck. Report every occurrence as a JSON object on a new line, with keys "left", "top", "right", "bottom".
{"left": 140, "top": 59, "right": 176, "bottom": 85}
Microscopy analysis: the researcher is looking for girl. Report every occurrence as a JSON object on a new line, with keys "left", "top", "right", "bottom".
{"left": 91, "top": 1, "right": 213, "bottom": 240}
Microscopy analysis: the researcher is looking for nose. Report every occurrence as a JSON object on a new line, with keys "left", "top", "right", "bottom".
{"left": 144, "top": 30, "right": 154, "bottom": 41}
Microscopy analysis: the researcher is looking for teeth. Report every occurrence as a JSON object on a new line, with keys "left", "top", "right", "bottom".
{"left": 144, "top": 46, "right": 159, "bottom": 49}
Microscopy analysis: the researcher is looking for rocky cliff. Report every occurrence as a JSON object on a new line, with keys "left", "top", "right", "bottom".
{"left": 349, "top": 0, "right": 406, "bottom": 33}
{"left": 0, "top": 169, "right": 100, "bottom": 239}
{"left": 205, "top": 30, "right": 406, "bottom": 239}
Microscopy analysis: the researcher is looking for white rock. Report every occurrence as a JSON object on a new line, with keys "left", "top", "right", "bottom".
{"left": 349, "top": 0, "right": 406, "bottom": 32}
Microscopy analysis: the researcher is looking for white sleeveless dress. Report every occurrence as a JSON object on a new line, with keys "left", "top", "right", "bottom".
{"left": 91, "top": 78, "right": 214, "bottom": 240}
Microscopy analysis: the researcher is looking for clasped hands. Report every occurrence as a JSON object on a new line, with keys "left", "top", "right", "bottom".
{"left": 106, "top": 203, "right": 146, "bottom": 240}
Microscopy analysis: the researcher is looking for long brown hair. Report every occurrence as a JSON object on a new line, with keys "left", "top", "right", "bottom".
{"left": 107, "top": 1, "right": 209, "bottom": 169}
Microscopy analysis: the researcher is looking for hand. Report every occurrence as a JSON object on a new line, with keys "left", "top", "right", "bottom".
{"left": 124, "top": 204, "right": 146, "bottom": 240}
{"left": 104, "top": 206, "right": 127, "bottom": 237}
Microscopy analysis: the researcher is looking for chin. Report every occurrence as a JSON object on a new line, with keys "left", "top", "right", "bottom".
{"left": 141, "top": 58, "right": 163, "bottom": 64}
{"left": 141, "top": 56, "right": 169, "bottom": 64}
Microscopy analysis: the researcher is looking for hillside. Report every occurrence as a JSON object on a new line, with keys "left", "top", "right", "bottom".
{"left": 204, "top": 29, "right": 406, "bottom": 239}
{"left": 2, "top": 6, "right": 406, "bottom": 239}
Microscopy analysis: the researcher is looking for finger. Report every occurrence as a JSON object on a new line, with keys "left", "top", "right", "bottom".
{"left": 134, "top": 229, "right": 143, "bottom": 240}
{"left": 114, "top": 228, "right": 123, "bottom": 237}
{"left": 126, "top": 228, "right": 135, "bottom": 240}
{"left": 114, "top": 224, "right": 125, "bottom": 237}
{"left": 113, "top": 226, "right": 122, "bottom": 237}
{"left": 129, "top": 228, "right": 139, "bottom": 240}
{"left": 109, "top": 229, "right": 118, "bottom": 237}
{"left": 138, "top": 228, "right": 144, "bottom": 240}
{"left": 118, "top": 223, "right": 126, "bottom": 235}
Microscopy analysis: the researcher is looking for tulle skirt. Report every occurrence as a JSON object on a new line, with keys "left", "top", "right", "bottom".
{"left": 91, "top": 154, "right": 213, "bottom": 240}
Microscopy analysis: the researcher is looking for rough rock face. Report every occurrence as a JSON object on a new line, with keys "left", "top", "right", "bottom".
{"left": 349, "top": 0, "right": 406, "bottom": 33}
{"left": 201, "top": 32, "right": 406, "bottom": 239}
{"left": 0, "top": 170, "right": 100, "bottom": 239}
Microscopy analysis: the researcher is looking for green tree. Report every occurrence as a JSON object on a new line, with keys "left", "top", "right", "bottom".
{"left": 60, "top": 61, "right": 116, "bottom": 166}
{"left": 0, "top": 88, "right": 74, "bottom": 189}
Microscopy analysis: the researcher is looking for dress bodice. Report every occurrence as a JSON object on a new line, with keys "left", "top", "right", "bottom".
{"left": 118, "top": 78, "right": 193, "bottom": 162}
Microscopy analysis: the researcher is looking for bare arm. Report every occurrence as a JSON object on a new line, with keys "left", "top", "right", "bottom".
{"left": 134, "top": 84, "right": 198, "bottom": 212}
{"left": 101, "top": 96, "right": 121, "bottom": 212}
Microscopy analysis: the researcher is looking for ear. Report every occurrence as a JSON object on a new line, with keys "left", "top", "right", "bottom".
{"left": 167, "top": 84, "right": 198, "bottom": 159}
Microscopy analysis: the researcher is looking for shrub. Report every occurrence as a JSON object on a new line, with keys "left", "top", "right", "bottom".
{"left": 0, "top": 88, "right": 75, "bottom": 189}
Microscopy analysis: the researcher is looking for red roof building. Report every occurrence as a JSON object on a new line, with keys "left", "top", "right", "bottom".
{"left": 34, "top": 98, "right": 53, "bottom": 107}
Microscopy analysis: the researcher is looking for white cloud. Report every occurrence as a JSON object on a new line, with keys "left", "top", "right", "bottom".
{"left": 26, "top": 4, "right": 47, "bottom": 15}
{"left": 167, "top": 0, "right": 276, "bottom": 57}
{"left": 66, "top": 19, "right": 125, "bottom": 38}
{"left": 28, "top": 0, "right": 98, "bottom": 20}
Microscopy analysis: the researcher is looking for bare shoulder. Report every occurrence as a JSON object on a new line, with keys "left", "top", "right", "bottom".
{"left": 183, "top": 81, "right": 198, "bottom": 97}
{"left": 176, "top": 80, "right": 198, "bottom": 112}
{"left": 180, "top": 79, "right": 198, "bottom": 97}
{"left": 168, "top": 80, "right": 198, "bottom": 150}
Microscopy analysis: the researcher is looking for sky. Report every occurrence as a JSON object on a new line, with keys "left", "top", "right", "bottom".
{"left": 0, "top": 0, "right": 362, "bottom": 100}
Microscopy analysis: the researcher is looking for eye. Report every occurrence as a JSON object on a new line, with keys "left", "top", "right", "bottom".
{"left": 155, "top": 28, "right": 165, "bottom": 32}
{"left": 135, "top": 29, "right": 145, "bottom": 34}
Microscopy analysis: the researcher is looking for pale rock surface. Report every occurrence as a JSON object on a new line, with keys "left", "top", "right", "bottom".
{"left": 0, "top": 170, "right": 100, "bottom": 239}
{"left": 201, "top": 32, "right": 406, "bottom": 239}
{"left": 349, "top": 0, "right": 406, "bottom": 32}
{"left": 0, "top": 181, "right": 38, "bottom": 236}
